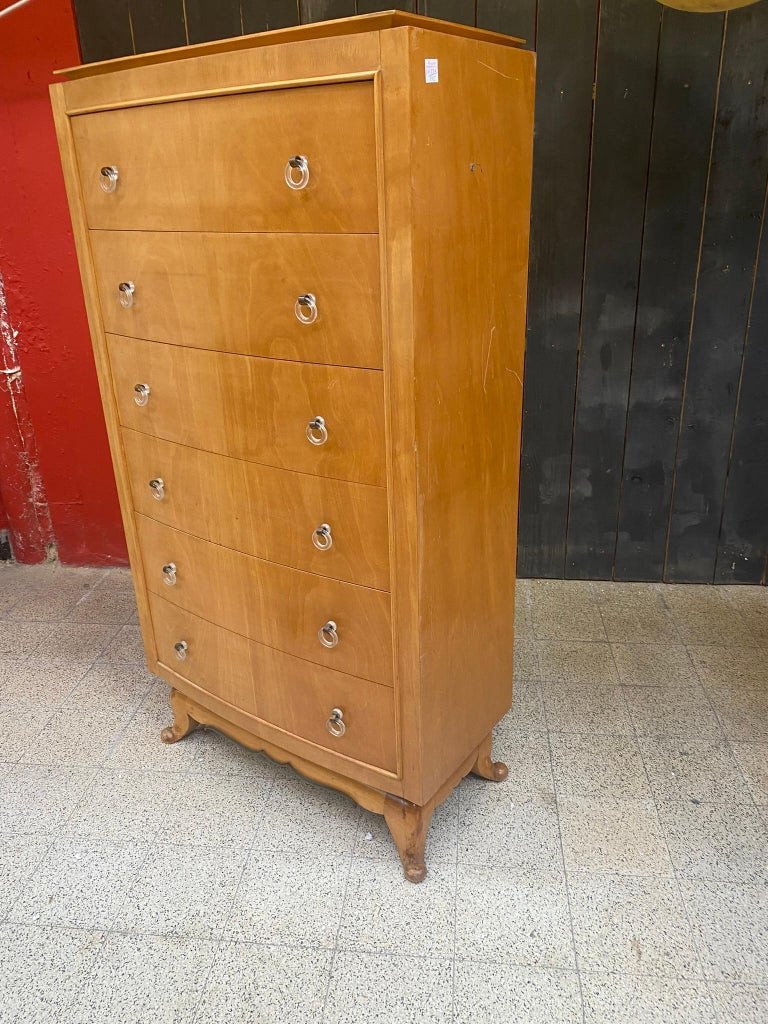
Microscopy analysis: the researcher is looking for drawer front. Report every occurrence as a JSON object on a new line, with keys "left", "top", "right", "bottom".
{"left": 137, "top": 515, "right": 393, "bottom": 685}
{"left": 150, "top": 593, "right": 397, "bottom": 772}
{"left": 72, "top": 82, "right": 377, "bottom": 232}
{"left": 92, "top": 231, "right": 383, "bottom": 370}
{"left": 122, "top": 431, "right": 390, "bottom": 591}
{"left": 108, "top": 335, "right": 385, "bottom": 486}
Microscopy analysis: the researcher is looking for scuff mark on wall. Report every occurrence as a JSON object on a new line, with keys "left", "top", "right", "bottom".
{"left": 0, "top": 270, "right": 56, "bottom": 562}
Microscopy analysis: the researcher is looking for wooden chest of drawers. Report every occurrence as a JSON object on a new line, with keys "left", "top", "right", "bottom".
{"left": 51, "top": 11, "right": 534, "bottom": 881}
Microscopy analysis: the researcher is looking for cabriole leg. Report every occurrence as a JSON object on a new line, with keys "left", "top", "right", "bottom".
{"left": 383, "top": 796, "right": 435, "bottom": 884}
{"left": 470, "top": 732, "right": 508, "bottom": 782}
{"left": 160, "top": 689, "right": 198, "bottom": 744}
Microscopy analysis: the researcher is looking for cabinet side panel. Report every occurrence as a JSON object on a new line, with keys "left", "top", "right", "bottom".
{"left": 49, "top": 84, "right": 158, "bottom": 668}
{"left": 407, "top": 30, "right": 534, "bottom": 801}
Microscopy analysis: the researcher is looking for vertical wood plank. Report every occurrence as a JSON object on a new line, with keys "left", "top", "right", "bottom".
{"left": 298, "top": 1, "right": 355, "bottom": 23}
{"left": 72, "top": 0, "right": 134, "bottom": 62}
{"left": 666, "top": 3, "right": 768, "bottom": 582}
{"left": 184, "top": 0, "right": 242, "bottom": 43}
{"left": 715, "top": 186, "right": 768, "bottom": 584}
{"left": 565, "top": 0, "right": 661, "bottom": 579}
{"left": 516, "top": 0, "right": 598, "bottom": 578}
{"left": 476, "top": 1, "right": 536, "bottom": 47}
{"left": 129, "top": 1, "right": 187, "bottom": 53}
{"left": 421, "top": 1, "right": 475, "bottom": 27}
{"left": 614, "top": 10, "right": 723, "bottom": 581}
{"left": 242, "top": 1, "right": 300, "bottom": 32}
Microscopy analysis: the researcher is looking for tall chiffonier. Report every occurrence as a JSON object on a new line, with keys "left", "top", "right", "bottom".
{"left": 51, "top": 11, "right": 534, "bottom": 882}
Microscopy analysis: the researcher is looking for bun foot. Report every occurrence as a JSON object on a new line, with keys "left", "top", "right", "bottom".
{"left": 383, "top": 796, "right": 434, "bottom": 884}
{"left": 471, "top": 733, "right": 508, "bottom": 783}
{"left": 160, "top": 691, "right": 198, "bottom": 744}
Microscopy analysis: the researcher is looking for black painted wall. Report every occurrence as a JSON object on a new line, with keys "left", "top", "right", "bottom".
{"left": 72, "top": 0, "right": 768, "bottom": 584}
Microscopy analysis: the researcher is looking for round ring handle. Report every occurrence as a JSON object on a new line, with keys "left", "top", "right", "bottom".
{"left": 134, "top": 383, "right": 151, "bottom": 407}
{"left": 312, "top": 523, "right": 333, "bottom": 551}
{"left": 149, "top": 478, "right": 165, "bottom": 501}
{"left": 162, "top": 562, "right": 177, "bottom": 586}
{"left": 99, "top": 165, "right": 119, "bottom": 193}
{"left": 306, "top": 416, "right": 328, "bottom": 446}
{"left": 285, "top": 154, "right": 309, "bottom": 191}
{"left": 118, "top": 281, "right": 135, "bottom": 308}
{"left": 174, "top": 640, "right": 188, "bottom": 661}
{"left": 318, "top": 620, "right": 339, "bottom": 649}
{"left": 326, "top": 707, "right": 346, "bottom": 738}
{"left": 295, "top": 293, "right": 318, "bottom": 325}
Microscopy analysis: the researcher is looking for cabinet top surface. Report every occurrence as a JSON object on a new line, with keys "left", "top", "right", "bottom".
{"left": 55, "top": 11, "right": 524, "bottom": 81}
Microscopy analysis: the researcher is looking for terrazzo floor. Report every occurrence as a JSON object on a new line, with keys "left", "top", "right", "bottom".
{"left": 0, "top": 562, "right": 766, "bottom": 1023}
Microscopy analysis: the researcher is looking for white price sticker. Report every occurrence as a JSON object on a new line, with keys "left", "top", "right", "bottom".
{"left": 424, "top": 58, "right": 439, "bottom": 84}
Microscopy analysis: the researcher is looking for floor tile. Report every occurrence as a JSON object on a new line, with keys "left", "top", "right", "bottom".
{"left": 67, "top": 572, "right": 137, "bottom": 624}
{"left": 188, "top": 726, "right": 279, "bottom": 778}
{"left": 456, "top": 864, "right": 574, "bottom": 967}
{"left": 514, "top": 580, "right": 534, "bottom": 640}
{"left": 69, "top": 933, "right": 218, "bottom": 1024}
{"left": 681, "top": 879, "right": 768, "bottom": 983}
{"left": 708, "top": 982, "right": 768, "bottom": 1023}
{"left": 252, "top": 775, "right": 360, "bottom": 856}
{"left": 0, "top": 764, "right": 96, "bottom": 834}
{"left": 99, "top": 624, "right": 146, "bottom": 664}
{"left": 21, "top": 707, "right": 132, "bottom": 767}
{"left": 719, "top": 587, "right": 768, "bottom": 646}
{"left": 195, "top": 943, "right": 332, "bottom": 1024}
{"left": 688, "top": 646, "right": 767, "bottom": 691}
{"left": 488, "top": 730, "right": 554, "bottom": 797}
{"left": 226, "top": 851, "right": 349, "bottom": 948}
{"left": 63, "top": 768, "right": 183, "bottom": 843}
{"left": 531, "top": 580, "right": 606, "bottom": 641}
{"left": 730, "top": 742, "right": 768, "bottom": 804}
{"left": 0, "top": 923, "right": 104, "bottom": 1024}
{"left": 581, "top": 973, "right": 715, "bottom": 1024}
{"left": 115, "top": 843, "right": 246, "bottom": 938}
{"left": 593, "top": 585, "right": 680, "bottom": 643}
{"left": 458, "top": 785, "right": 562, "bottom": 870}
{"left": 0, "top": 706, "right": 53, "bottom": 761}
{"left": 624, "top": 686, "right": 722, "bottom": 738}
{"left": 612, "top": 643, "right": 698, "bottom": 687}
{"left": 160, "top": 773, "right": 271, "bottom": 847}
{"left": 706, "top": 689, "right": 768, "bottom": 742}
{"left": 514, "top": 638, "right": 541, "bottom": 680}
{"left": 543, "top": 683, "right": 633, "bottom": 734}
{"left": 0, "top": 621, "right": 55, "bottom": 659}
{"left": 662, "top": 587, "right": 754, "bottom": 646}
{"left": 568, "top": 870, "right": 700, "bottom": 976}
{"left": 5, "top": 568, "right": 104, "bottom": 622}
{"left": 106, "top": 709, "right": 200, "bottom": 770}
{"left": 65, "top": 658, "right": 157, "bottom": 714}
{"left": 355, "top": 789, "right": 458, "bottom": 865}
{"left": 0, "top": 836, "right": 52, "bottom": 916}
{"left": 9, "top": 837, "right": 147, "bottom": 928}
{"left": 31, "top": 622, "right": 118, "bottom": 667}
{"left": 640, "top": 737, "right": 753, "bottom": 804}
{"left": 454, "top": 961, "right": 583, "bottom": 1024}
{"left": 550, "top": 732, "right": 651, "bottom": 799}
{"left": 558, "top": 796, "right": 672, "bottom": 876}
{"left": 658, "top": 801, "right": 768, "bottom": 884}
{"left": 0, "top": 656, "right": 86, "bottom": 709}
{"left": 323, "top": 951, "right": 452, "bottom": 1024}
{"left": 338, "top": 858, "right": 455, "bottom": 956}
{"left": 537, "top": 640, "right": 618, "bottom": 685}
{"left": 496, "top": 677, "right": 547, "bottom": 734}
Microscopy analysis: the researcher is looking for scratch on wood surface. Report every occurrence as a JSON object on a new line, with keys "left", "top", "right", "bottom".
{"left": 505, "top": 366, "right": 523, "bottom": 389}
{"left": 483, "top": 326, "right": 496, "bottom": 393}
{"left": 477, "top": 60, "right": 513, "bottom": 80}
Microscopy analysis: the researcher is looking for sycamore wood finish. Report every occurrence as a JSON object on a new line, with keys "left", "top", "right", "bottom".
{"left": 107, "top": 334, "right": 386, "bottom": 485}
{"left": 51, "top": 13, "right": 534, "bottom": 881}
{"left": 121, "top": 430, "right": 390, "bottom": 590}
{"left": 90, "top": 231, "right": 383, "bottom": 369}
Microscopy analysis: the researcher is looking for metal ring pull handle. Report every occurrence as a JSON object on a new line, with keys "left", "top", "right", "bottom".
{"left": 134, "top": 383, "right": 151, "bottom": 407}
{"left": 306, "top": 416, "right": 328, "bottom": 446}
{"left": 99, "top": 165, "right": 119, "bottom": 193}
{"left": 318, "top": 620, "right": 339, "bottom": 649}
{"left": 118, "top": 281, "right": 135, "bottom": 308}
{"left": 174, "top": 640, "right": 188, "bottom": 661}
{"left": 149, "top": 478, "right": 165, "bottom": 501}
{"left": 284, "top": 154, "right": 309, "bottom": 190}
{"left": 312, "top": 523, "right": 333, "bottom": 551}
{"left": 162, "top": 562, "right": 177, "bottom": 586}
{"left": 295, "top": 293, "right": 318, "bottom": 324}
{"left": 326, "top": 707, "right": 346, "bottom": 738}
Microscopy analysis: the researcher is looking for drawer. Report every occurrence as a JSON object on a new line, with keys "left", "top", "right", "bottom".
{"left": 150, "top": 593, "right": 397, "bottom": 772}
{"left": 72, "top": 82, "right": 377, "bottom": 233}
{"left": 108, "top": 335, "right": 385, "bottom": 486}
{"left": 137, "top": 515, "right": 393, "bottom": 685}
{"left": 91, "top": 231, "right": 382, "bottom": 370}
{"left": 122, "top": 431, "right": 390, "bottom": 591}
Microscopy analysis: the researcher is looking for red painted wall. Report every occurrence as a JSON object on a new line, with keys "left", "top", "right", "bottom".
{"left": 0, "top": 0, "right": 128, "bottom": 564}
